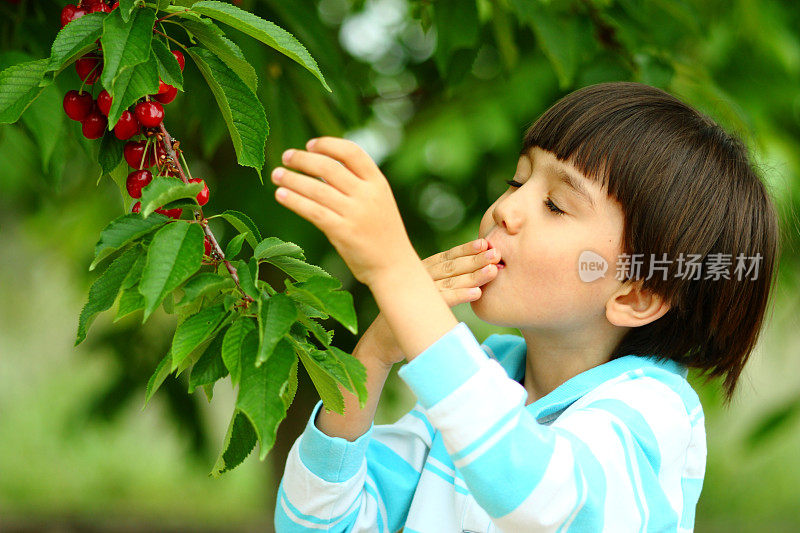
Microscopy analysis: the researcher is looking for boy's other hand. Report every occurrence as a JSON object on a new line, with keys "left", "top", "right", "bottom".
{"left": 421, "top": 238, "right": 502, "bottom": 307}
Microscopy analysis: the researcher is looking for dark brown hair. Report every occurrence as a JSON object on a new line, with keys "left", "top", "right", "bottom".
{"left": 521, "top": 81, "right": 781, "bottom": 407}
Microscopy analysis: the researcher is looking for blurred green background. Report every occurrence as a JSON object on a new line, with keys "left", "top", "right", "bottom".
{"left": 1, "top": 0, "right": 799, "bottom": 531}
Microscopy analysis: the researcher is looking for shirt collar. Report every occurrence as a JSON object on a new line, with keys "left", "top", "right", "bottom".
{"left": 492, "top": 336, "right": 689, "bottom": 422}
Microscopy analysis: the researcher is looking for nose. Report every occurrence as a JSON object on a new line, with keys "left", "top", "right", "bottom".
{"left": 492, "top": 193, "right": 522, "bottom": 234}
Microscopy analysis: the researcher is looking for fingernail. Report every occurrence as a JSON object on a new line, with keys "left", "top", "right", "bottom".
{"left": 486, "top": 249, "right": 497, "bottom": 260}
{"left": 473, "top": 239, "right": 483, "bottom": 251}
{"left": 272, "top": 167, "right": 285, "bottom": 181}
{"left": 470, "top": 288, "right": 481, "bottom": 297}
{"left": 482, "top": 264, "right": 494, "bottom": 273}
{"left": 306, "top": 138, "right": 317, "bottom": 149}
{"left": 282, "top": 149, "right": 295, "bottom": 163}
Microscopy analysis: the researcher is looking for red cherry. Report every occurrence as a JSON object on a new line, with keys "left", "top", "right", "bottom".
{"left": 97, "top": 89, "right": 112, "bottom": 116}
{"left": 188, "top": 178, "right": 210, "bottom": 206}
{"left": 89, "top": 2, "right": 111, "bottom": 12}
{"left": 134, "top": 101, "right": 164, "bottom": 128}
{"left": 63, "top": 90, "right": 94, "bottom": 121}
{"left": 126, "top": 169, "right": 153, "bottom": 199}
{"left": 154, "top": 84, "right": 178, "bottom": 105}
{"left": 203, "top": 236, "right": 212, "bottom": 256}
{"left": 155, "top": 206, "right": 182, "bottom": 219}
{"left": 110, "top": 1, "right": 119, "bottom": 10}
{"left": 81, "top": 109, "right": 107, "bottom": 139}
{"left": 75, "top": 54, "right": 102, "bottom": 85}
{"left": 172, "top": 49, "right": 185, "bottom": 71}
{"left": 63, "top": 5, "right": 87, "bottom": 27}
{"left": 124, "top": 140, "right": 156, "bottom": 168}
{"left": 114, "top": 110, "right": 140, "bottom": 140}
{"left": 60, "top": 5, "right": 77, "bottom": 27}
{"left": 131, "top": 201, "right": 141, "bottom": 214}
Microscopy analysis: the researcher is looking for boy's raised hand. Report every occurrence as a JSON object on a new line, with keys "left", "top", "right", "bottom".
{"left": 271, "top": 136, "right": 418, "bottom": 287}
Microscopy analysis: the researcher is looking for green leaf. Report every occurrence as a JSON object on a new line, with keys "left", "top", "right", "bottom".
{"left": 75, "top": 245, "right": 142, "bottom": 346}
{"left": 139, "top": 176, "right": 203, "bottom": 218}
{"left": 263, "top": 255, "right": 332, "bottom": 282}
{"left": 285, "top": 276, "right": 357, "bottom": 334}
{"left": 176, "top": 272, "right": 235, "bottom": 307}
{"left": 191, "top": 0, "right": 330, "bottom": 92}
{"left": 281, "top": 357, "right": 298, "bottom": 410}
{"left": 118, "top": 0, "right": 139, "bottom": 22}
{"left": 297, "top": 314, "right": 333, "bottom": 347}
{"left": 106, "top": 53, "right": 160, "bottom": 128}
{"left": 98, "top": 131, "right": 125, "bottom": 175}
{"left": 100, "top": 7, "right": 156, "bottom": 89}
{"left": 510, "top": 0, "right": 581, "bottom": 89}
{"left": 177, "top": 18, "right": 258, "bottom": 92}
{"left": 90, "top": 212, "right": 169, "bottom": 271}
{"left": 171, "top": 303, "right": 228, "bottom": 369}
{"left": 210, "top": 409, "right": 257, "bottom": 477}
{"left": 186, "top": 47, "right": 268, "bottom": 179}
{"left": 114, "top": 284, "right": 146, "bottom": 322}
{"left": 139, "top": 221, "right": 204, "bottom": 321}
{"left": 256, "top": 292, "right": 298, "bottom": 366}
{"left": 121, "top": 248, "right": 146, "bottom": 290}
{"left": 20, "top": 83, "right": 64, "bottom": 173}
{"left": 213, "top": 210, "right": 262, "bottom": 249}
{"left": 45, "top": 12, "right": 105, "bottom": 75}
{"left": 222, "top": 317, "right": 256, "bottom": 387}
{"left": 233, "top": 258, "right": 259, "bottom": 300}
{"left": 431, "top": 0, "right": 479, "bottom": 81}
{"left": 151, "top": 38, "right": 184, "bottom": 90}
{"left": 253, "top": 236, "right": 305, "bottom": 262}
{"left": 237, "top": 335, "right": 296, "bottom": 460}
{"left": 328, "top": 345, "right": 368, "bottom": 409}
{"left": 224, "top": 232, "right": 247, "bottom": 259}
{"left": 160, "top": 197, "right": 201, "bottom": 211}
{"left": 295, "top": 339, "right": 344, "bottom": 415}
{"left": 0, "top": 59, "right": 50, "bottom": 124}
{"left": 142, "top": 351, "right": 173, "bottom": 409}
{"left": 188, "top": 324, "right": 229, "bottom": 393}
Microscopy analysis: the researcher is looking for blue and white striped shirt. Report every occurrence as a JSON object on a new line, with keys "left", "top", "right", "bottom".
{"left": 275, "top": 321, "right": 706, "bottom": 532}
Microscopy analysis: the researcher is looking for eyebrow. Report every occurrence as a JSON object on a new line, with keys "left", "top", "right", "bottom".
{"left": 521, "top": 150, "right": 596, "bottom": 211}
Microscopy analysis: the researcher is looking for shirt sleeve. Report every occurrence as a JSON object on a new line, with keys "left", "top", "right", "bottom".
{"left": 396, "top": 321, "right": 698, "bottom": 532}
{"left": 274, "top": 397, "right": 435, "bottom": 533}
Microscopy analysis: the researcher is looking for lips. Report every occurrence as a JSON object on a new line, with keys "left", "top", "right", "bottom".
{"left": 485, "top": 237, "right": 506, "bottom": 268}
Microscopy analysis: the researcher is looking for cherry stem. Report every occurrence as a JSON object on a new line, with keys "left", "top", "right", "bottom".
{"left": 155, "top": 9, "right": 189, "bottom": 24}
{"left": 179, "top": 151, "right": 194, "bottom": 181}
{"left": 153, "top": 28, "right": 188, "bottom": 52}
{"left": 157, "top": 123, "right": 255, "bottom": 304}
{"left": 140, "top": 136, "right": 152, "bottom": 171}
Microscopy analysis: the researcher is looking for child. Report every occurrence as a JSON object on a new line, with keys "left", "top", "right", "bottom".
{"left": 269, "top": 81, "right": 780, "bottom": 532}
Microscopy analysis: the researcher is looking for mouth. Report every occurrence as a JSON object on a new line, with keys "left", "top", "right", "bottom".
{"left": 486, "top": 239, "right": 506, "bottom": 269}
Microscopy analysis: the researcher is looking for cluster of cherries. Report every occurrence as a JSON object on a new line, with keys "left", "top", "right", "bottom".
{"left": 59, "top": 0, "right": 215, "bottom": 256}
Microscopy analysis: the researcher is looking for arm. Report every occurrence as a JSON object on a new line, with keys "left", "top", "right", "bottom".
{"left": 274, "top": 314, "right": 434, "bottom": 533}
{"left": 394, "top": 323, "right": 702, "bottom": 531}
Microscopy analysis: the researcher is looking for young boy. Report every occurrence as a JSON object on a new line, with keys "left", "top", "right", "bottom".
{"left": 269, "top": 82, "right": 780, "bottom": 532}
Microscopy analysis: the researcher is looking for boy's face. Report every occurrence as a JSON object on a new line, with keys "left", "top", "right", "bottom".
{"left": 473, "top": 146, "right": 627, "bottom": 331}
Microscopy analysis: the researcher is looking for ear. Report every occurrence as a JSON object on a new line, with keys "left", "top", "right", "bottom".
{"left": 606, "top": 280, "right": 671, "bottom": 327}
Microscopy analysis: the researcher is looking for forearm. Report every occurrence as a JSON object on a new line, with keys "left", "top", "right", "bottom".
{"left": 369, "top": 257, "right": 458, "bottom": 363}
{"left": 314, "top": 313, "right": 398, "bottom": 441}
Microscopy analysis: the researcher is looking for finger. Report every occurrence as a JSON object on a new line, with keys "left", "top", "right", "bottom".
{"left": 422, "top": 239, "right": 485, "bottom": 267}
{"left": 271, "top": 167, "right": 351, "bottom": 216}
{"left": 433, "top": 263, "right": 498, "bottom": 292}
{"left": 440, "top": 286, "right": 484, "bottom": 308}
{"left": 274, "top": 186, "right": 343, "bottom": 233}
{"left": 426, "top": 247, "right": 500, "bottom": 282}
{"left": 281, "top": 148, "right": 361, "bottom": 195}
{"left": 304, "top": 136, "right": 383, "bottom": 183}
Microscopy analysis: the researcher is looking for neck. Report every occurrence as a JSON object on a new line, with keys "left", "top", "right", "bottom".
{"left": 518, "top": 322, "right": 628, "bottom": 405}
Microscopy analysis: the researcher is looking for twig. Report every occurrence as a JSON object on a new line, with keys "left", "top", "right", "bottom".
{"left": 158, "top": 123, "right": 255, "bottom": 304}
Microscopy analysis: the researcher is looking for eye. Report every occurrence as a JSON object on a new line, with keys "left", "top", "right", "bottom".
{"left": 505, "top": 179, "right": 567, "bottom": 216}
{"left": 544, "top": 197, "right": 566, "bottom": 216}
